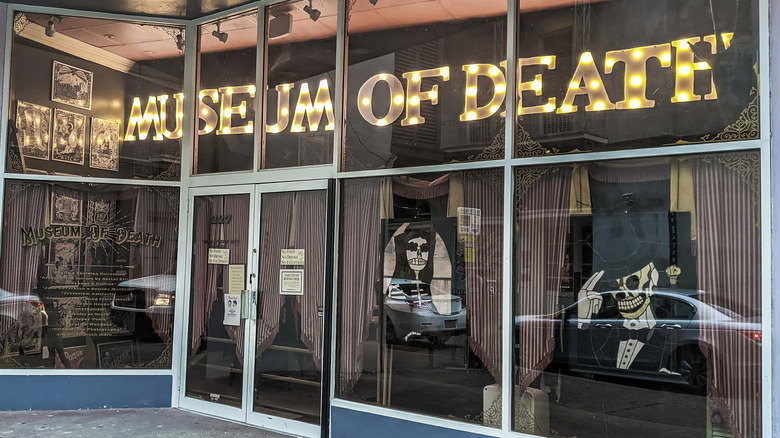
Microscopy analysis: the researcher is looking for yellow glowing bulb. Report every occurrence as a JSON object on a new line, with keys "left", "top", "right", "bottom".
{"left": 316, "top": 103, "right": 324, "bottom": 111}
{"left": 212, "top": 92, "right": 219, "bottom": 100}
{"left": 605, "top": 58, "right": 616, "bottom": 68}
{"left": 311, "top": 124, "right": 318, "bottom": 131}
{"left": 489, "top": 105, "right": 499, "bottom": 114}
{"left": 178, "top": 130, "right": 183, "bottom": 136}
{"left": 541, "top": 56, "right": 553, "bottom": 65}
{"left": 632, "top": 50, "right": 643, "bottom": 59}
{"left": 468, "top": 65, "right": 479, "bottom": 74}
{"left": 440, "top": 68, "right": 450, "bottom": 79}
{"left": 589, "top": 80, "right": 600, "bottom": 89}
{"left": 226, "top": 88, "right": 233, "bottom": 95}
{"left": 580, "top": 52, "right": 593, "bottom": 64}
{"left": 593, "top": 101, "right": 606, "bottom": 111}
{"left": 178, "top": 112, "right": 184, "bottom": 119}
{"left": 629, "top": 99, "right": 641, "bottom": 108}
{"left": 543, "top": 103, "right": 555, "bottom": 113}
{"left": 139, "top": 133, "right": 148, "bottom": 140}
{"left": 281, "top": 108, "right": 289, "bottom": 116}
{"left": 488, "top": 65, "right": 501, "bottom": 77}
{"left": 270, "top": 125, "right": 279, "bottom": 133}
{"left": 678, "top": 65, "right": 692, "bottom": 76}
{"left": 678, "top": 92, "right": 690, "bottom": 102}
{"left": 198, "top": 91, "right": 205, "bottom": 98}
{"left": 393, "top": 95, "right": 404, "bottom": 105}
{"left": 570, "top": 81, "right": 580, "bottom": 90}
{"left": 248, "top": 85, "right": 256, "bottom": 94}
{"left": 466, "top": 112, "right": 477, "bottom": 120}
{"left": 696, "top": 62, "right": 709, "bottom": 70}
{"left": 224, "top": 109, "right": 232, "bottom": 117}
{"left": 282, "top": 84, "right": 291, "bottom": 91}
{"left": 531, "top": 80, "right": 542, "bottom": 92}
{"left": 561, "top": 105, "right": 573, "bottom": 113}
{"left": 661, "top": 53, "right": 671, "bottom": 63}
{"left": 222, "top": 127, "right": 230, "bottom": 134}
{"left": 411, "top": 73, "right": 421, "bottom": 82}
{"left": 161, "top": 113, "right": 167, "bottom": 120}
{"left": 410, "top": 96, "right": 420, "bottom": 106}
{"left": 495, "top": 84, "right": 506, "bottom": 94}
{"left": 296, "top": 104, "right": 306, "bottom": 114}
{"left": 679, "top": 40, "right": 690, "bottom": 50}
{"left": 128, "top": 135, "right": 135, "bottom": 141}
{"left": 377, "top": 119, "right": 387, "bottom": 126}
{"left": 467, "top": 87, "right": 477, "bottom": 97}
{"left": 379, "top": 73, "right": 388, "bottom": 80}
{"left": 630, "top": 75, "right": 643, "bottom": 87}
{"left": 150, "top": 97, "right": 157, "bottom": 103}
{"left": 429, "top": 90, "right": 438, "bottom": 100}
{"left": 326, "top": 123, "right": 334, "bottom": 130}
{"left": 325, "top": 101, "right": 333, "bottom": 110}
{"left": 408, "top": 117, "right": 418, "bottom": 125}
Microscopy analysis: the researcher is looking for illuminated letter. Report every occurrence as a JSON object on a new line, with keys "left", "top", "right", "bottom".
{"left": 559, "top": 52, "right": 614, "bottom": 113}
{"left": 198, "top": 89, "right": 219, "bottom": 135}
{"left": 605, "top": 44, "right": 672, "bottom": 109}
{"left": 217, "top": 86, "right": 255, "bottom": 135}
{"left": 506, "top": 55, "right": 557, "bottom": 115}
{"left": 266, "top": 83, "right": 293, "bottom": 133}
{"left": 291, "top": 79, "right": 336, "bottom": 132}
{"left": 357, "top": 73, "right": 405, "bottom": 126}
{"left": 160, "top": 93, "right": 184, "bottom": 139}
{"left": 671, "top": 33, "right": 733, "bottom": 103}
{"left": 460, "top": 64, "right": 506, "bottom": 121}
{"left": 401, "top": 67, "right": 450, "bottom": 126}
{"left": 124, "top": 95, "right": 164, "bottom": 141}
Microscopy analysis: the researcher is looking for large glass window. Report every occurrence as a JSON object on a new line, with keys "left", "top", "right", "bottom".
{"left": 343, "top": 0, "right": 508, "bottom": 171}
{"left": 195, "top": 12, "right": 259, "bottom": 174}
{"left": 336, "top": 169, "right": 504, "bottom": 425}
{"left": 512, "top": 153, "right": 761, "bottom": 437}
{"left": 8, "top": 13, "right": 184, "bottom": 180}
{"left": 514, "top": 0, "right": 759, "bottom": 158}
{"left": 0, "top": 181, "right": 179, "bottom": 369}
{"left": 263, "top": 0, "right": 336, "bottom": 169}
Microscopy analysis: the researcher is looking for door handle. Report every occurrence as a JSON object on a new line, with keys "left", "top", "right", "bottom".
{"left": 661, "top": 323, "right": 682, "bottom": 329}
{"left": 594, "top": 323, "right": 613, "bottom": 329}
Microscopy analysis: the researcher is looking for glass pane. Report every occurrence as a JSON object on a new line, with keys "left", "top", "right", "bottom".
{"left": 9, "top": 13, "right": 184, "bottom": 179}
{"left": 253, "top": 190, "right": 326, "bottom": 423}
{"left": 514, "top": 0, "right": 759, "bottom": 158}
{"left": 336, "top": 169, "right": 504, "bottom": 426}
{"left": 0, "top": 180, "right": 179, "bottom": 368}
{"left": 263, "top": 1, "right": 336, "bottom": 169}
{"left": 343, "top": 0, "right": 508, "bottom": 171}
{"left": 512, "top": 153, "right": 762, "bottom": 437}
{"left": 195, "top": 12, "right": 258, "bottom": 174}
{"left": 186, "top": 194, "right": 250, "bottom": 407}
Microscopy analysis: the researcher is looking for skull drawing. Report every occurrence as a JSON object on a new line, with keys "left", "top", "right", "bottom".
{"left": 611, "top": 262, "right": 659, "bottom": 319}
{"left": 405, "top": 236, "right": 429, "bottom": 272}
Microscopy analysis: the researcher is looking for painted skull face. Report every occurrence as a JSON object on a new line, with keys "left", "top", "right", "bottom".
{"left": 405, "top": 236, "right": 429, "bottom": 272}
{"left": 612, "top": 262, "right": 658, "bottom": 319}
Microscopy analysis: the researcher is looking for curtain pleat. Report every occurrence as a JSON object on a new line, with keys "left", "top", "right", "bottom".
{"left": 296, "top": 191, "right": 327, "bottom": 370}
{"left": 693, "top": 154, "right": 761, "bottom": 438}
{"left": 190, "top": 197, "right": 217, "bottom": 353}
{"left": 222, "top": 195, "right": 250, "bottom": 364}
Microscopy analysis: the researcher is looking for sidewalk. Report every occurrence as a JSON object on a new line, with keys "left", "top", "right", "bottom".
{"left": 0, "top": 408, "right": 298, "bottom": 438}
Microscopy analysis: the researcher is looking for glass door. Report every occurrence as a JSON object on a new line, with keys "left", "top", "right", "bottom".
{"left": 180, "top": 181, "right": 328, "bottom": 437}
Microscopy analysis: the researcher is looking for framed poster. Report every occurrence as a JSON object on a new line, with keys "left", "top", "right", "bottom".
{"left": 52, "top": 109, "right": 86, "bottom": 165}
{"left": 97, "top": 340, "right": 135, "bottom": 368}
{"left": 48, "top": 240, "right": 80, "bottom": 286}
{"left": 89, "top": 117, "right": 120, "bottom": 171}
{"left": 51, "top": 186, "right": 82, "bottom": 226}
{"left": 280, "top": 269, "right": 304, "bottom": 295}
{"left": 51, "top": 60, "right": 93, "bottom": 110}
{"left": 15, "top": 100, "right": 51, "bottom": 161}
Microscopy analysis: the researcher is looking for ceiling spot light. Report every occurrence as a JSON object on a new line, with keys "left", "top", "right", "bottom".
{"left": 212, "top": 22, "right": 228, "bottom": 43}
{"left": 176, "top": 32, "right": 185, "bottom": 51}
{"left": 369, "top": 0, "right": 379, "bottom": 5}
{"left": 304, "top": 0, "right": 321, "bottom": 22}
{"left": 45, "top": 16, "right": 56, "bottom": 37}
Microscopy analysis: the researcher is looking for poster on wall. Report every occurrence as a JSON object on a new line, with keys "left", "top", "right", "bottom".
{"left": 97, "top": 340, "right": 135, "bottom": 368}
{"left": 15, "top": 100, "right": 51, "bottom": 161}
{"left": 51, "top": 60, "right": 93, "bottom": 110}
{"left": 48, "top": 240, "right": 80, "bottom": 286}
{"left": 51, "top": 186, "right": 82, "bottom": 226}
{"left": 52, "top": 109, "right": 86, "bottom": 165}
{"left": 89, "top": 118, "right": 120, "bottom": 171}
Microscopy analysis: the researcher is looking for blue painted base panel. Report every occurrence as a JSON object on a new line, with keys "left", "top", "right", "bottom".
{"left": 0, "top": 375, "right": 172, "bottom": 411}
{"left": 331, "top": 407, "right": 493, "bottom": 438}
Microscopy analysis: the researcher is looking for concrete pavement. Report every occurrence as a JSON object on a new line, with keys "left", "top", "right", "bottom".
{"left": 0, "top": 408, "right": 299, "bottom": 438}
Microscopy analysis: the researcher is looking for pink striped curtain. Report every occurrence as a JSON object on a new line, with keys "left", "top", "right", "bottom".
{"left": 338, "top": 178, "right": 382, "bottom": 393}
{"left": 132, "top": 188, "right": 178, "bottom": 342}
{"left": 463, "top": 170, "right": 503, "bottom": 382}
{"left": 222, "top": 195, "right": 250, "bottom": 363}
{"left": 0, "top": 182, "right": 46, "bottom": 337}
{"left": 693, "top": 153, "right": 761, "bottom": 438}
{"left": 514, "top": 166, "right": 572, "bottom": 389}
{"left": 295, "top": 191, "right": 327, "bottom": 370}
{"left": 190, "top": 197, "right": 218, "bottom": 353}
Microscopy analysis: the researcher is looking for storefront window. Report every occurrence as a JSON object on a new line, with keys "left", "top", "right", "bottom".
{"left": 514, "top": 0, "right": 759, "bottom": 158}
{"left": 8, "top": 13, "right": 184, "bottom": 180}
{"left": 263, "top": 1, "right": 336, "bottom": 169}
{"left": 0, "top": 180, "right": 179, "bottom": 369}
{"left": 195, "top": 12, "right": 258, "bottom": 174}
{"left": 343, "top": 0, "right": 508, "bottom": 171}
{"left": 512, "top": 153, "right": 761, "bottom": 437}
{"left": 336, "top": 169, "right": 504, "bottom": 425}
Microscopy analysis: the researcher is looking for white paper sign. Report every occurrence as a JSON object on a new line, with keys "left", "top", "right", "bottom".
{"left": 280, "top": 249, "right": 305, "bottom": 265}
{"left": 457, "top": 207, "right": 481, "bottom": 236}
{"left": 279, "top": 269, "right": 304, "bottom": 295}
{"left": 223, "top": 293, "right": 241, "bottom": 326}
{"left": 228, "top": 264, "right": 245, "bottom": 294}
{"left": 208, "top": 248, "right": 230, "bottom": 264}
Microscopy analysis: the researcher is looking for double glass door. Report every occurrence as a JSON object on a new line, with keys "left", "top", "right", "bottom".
{"left": 180, "top": 182, "right": 328, "bottom": 437}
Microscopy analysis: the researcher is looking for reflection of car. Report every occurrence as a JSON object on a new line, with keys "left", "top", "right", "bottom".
{"left": 515, "top": 289, "right": 761, "bottom": 391}
{"left": 0, "top": 289, "right": 48, "bottom": 354}
{"left": 110, "top": 275, "right": 175, "bottom": 338}
{"left": 384, "top": 279, "right": 467, "bottom": 343}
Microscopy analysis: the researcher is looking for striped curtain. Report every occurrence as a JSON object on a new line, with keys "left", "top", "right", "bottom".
{"left": 338, "top": 178, "right": 382, "bottom": 393}
{"left": 190, "top": 197, "right": 218, "bottom": 353}
{"left": 222, "top": 195, "right": 251, "bottom": 363}
{"left": 514, "top": 166, "right": 572, "bottom": 389}
{"left": 0, "top": 182, "right": 46, "bottom": 338}
{"left": 463, "top": 170, "right": 503, "bottom": 382}
{"left": 693, "top": 153, "right": 761, "bottom": 438}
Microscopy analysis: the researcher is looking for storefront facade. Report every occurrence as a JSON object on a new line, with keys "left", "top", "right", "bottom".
{"left": 0, "top": 1, "right": 775, "bottom": 438}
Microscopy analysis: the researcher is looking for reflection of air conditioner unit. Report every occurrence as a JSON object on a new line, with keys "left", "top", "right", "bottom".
{"left": 482, "top": 384, "right": 550, "bottom": 435}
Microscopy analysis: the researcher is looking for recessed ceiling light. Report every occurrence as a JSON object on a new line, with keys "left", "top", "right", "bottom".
{"left": 144, "top": 50, "right": 155, "bottom": 55}
{"left": 104, "top": 34, "right": 116, "bottom": 39}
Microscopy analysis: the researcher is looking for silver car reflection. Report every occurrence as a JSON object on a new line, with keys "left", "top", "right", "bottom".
{"left": 0, "top": 289, "right": 48, "bottom": 355}
{"left": 384, "top": 279, "right": 466, "bottom": 344}
{"left": 110, "top": 274, "right": 175, "bottom": 339}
